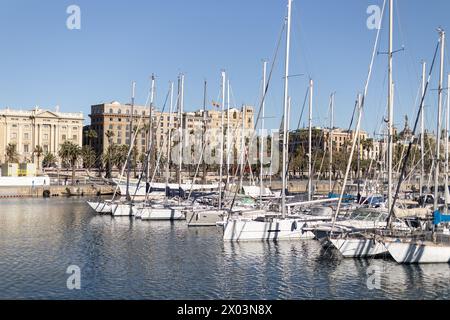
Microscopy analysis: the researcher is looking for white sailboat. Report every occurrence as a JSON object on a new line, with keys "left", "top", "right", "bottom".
{"left": 384, "top": 28, "right": 450, "bottom": 264}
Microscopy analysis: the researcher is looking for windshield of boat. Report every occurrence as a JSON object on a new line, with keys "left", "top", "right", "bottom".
{"left": 349, "top": 210, "right": 387, "bottom": 222}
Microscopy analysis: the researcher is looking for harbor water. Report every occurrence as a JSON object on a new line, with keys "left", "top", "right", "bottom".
{"left": 0, "top": 198, "right": 449, "bottom": 300}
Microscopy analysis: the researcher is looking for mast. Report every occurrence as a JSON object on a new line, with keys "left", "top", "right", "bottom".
{"left": 202, "top": 80, "right": 208, "bottom": 186}
{"left": 281, "top": 0, "right": 292, "bottom": 217}
{"left": 420, "top": 61, "right": 426, "bottom": 198}
{"left": 308, "top": 79, "right": 313, "bottom": 202}
{"left": 434, "top": 29, "right": 445, "bottom": 212}
{"left": 260, "top": 60, "right": 268, "bottom": 203}
{"left": 239, "top": 105, "right": 246, "bottom": 195}
{"left": 218, "top": 71, "right": 225, "bottom": 210}
{"left": 387, "top": 0, "right": 394, "bottom": 214}
{"left": 178, "top": 74, "right": 185, "bottom": 200}
{"left": 445, "top": 72, "right": 450, "bottom": 214}
{"left": 147, "top": 74, "right": 155, "bottom": 188}
{"left": 166, "top": 81, "right": 174, "bottom": 194}
{"left": 329, "top": 93, "right": 334, "bottom": 193}
{"left": 227, "top": 79, "right": 231, "bottom": 185}
{"left": 126, "top": 81, "right": 136, "bottom": 201}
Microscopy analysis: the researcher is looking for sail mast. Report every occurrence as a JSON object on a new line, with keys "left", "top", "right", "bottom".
{"left": 281, "top": 0, "right": 292, "bottom": 217}
{"left": 126, "top": 81, "right": 136, "bottom": 201}
{"left": 420, "top": 61, "right": 426, "bottom": 198}
{"left": 434, "top": 29, "right": 445, "bottom": 212}
{"left": 218, "top": 71, "right": 226, "bottom": 210}
{"left": 260, "top": 60, "right": 268, "bottom": 203}
{"left": 308, "top": 79, "right": 313, "bottom": 202}
{"left": 446, "top": 72, "right": 450, "bottom": 214}
{"left": 166, "top": 81, "right": 174, "bottom": 195}
{"left": 387, "top": 0, "right": 394, "bottom": 214}
{"left": 329, "top": 93, "right": 334, "bottom": 193}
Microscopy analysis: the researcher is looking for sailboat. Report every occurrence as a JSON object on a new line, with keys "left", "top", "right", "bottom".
{"left": 222, "top": 0, "right": 337, "bottom": 242}
{"left": 383, "top": 28, "right": 450, "bottom": 264}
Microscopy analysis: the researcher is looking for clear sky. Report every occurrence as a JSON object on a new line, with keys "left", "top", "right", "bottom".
{"left": 1, "top": 0, "right": 450, "bottom": 136}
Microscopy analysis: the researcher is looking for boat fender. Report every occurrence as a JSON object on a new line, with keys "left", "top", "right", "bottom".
{"left": 292, "top": 221, "right": 298, "bottom": 231}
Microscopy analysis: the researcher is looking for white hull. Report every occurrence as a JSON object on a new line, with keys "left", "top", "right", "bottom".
{"left": 186, "top": 210, "right": 226, "bottom": 227}
{"left": 330, "top": 238, "right": 388, "bottom": 258}
{"left": 112, "top": 203, "right": 134, "bottom": 217}
{"left": 223, "top": 218, "right": 315, "bottom": 241}
{"left": 87, "top": 201, "right": 113, "bottom": 214}
{"left": 386, "top": 241, "right": 450, "bottom": 264}
{"left": 137, "top": 207, "right": 185, "bottom": 220}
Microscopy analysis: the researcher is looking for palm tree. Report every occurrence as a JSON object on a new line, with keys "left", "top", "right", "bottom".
{"left": 5, "top": 143, "right": 19, "bottom": 163}
{"left": 81, "top": 146, "right": 96, "bottom": 170}
{"left": 58, "top": 141, "right": 81, "bottom": 185}
{"left": 87, "top": 129, "right": 98, "bottom": 148}
{"left": 33, "top": 145, "right": 43, "bottom": 170}
{"left": 42, "top": 152, "right": 57, "bottom": 168}
{"left": 105, "top": 130, "right": 115, "bottom": 178}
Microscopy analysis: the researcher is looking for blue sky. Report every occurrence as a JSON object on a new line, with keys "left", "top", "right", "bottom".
{"left": 0, "top": 0, "right": 450, "bottom": 136}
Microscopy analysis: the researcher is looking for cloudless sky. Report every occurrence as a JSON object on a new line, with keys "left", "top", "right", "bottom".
{"left": 1, "top": 0, "right": 450, "bottom": 136}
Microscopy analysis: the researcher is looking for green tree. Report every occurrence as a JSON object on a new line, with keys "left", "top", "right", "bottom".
{"left": 42, "top": 152, "right": 57, "bottom": 168}
{"left": 81, "top": 146, "right": 96, "bottom": 170}
{"left": 5, "top": 143, "right": 19, "bottom": 163}
{"left": 33, "top": 145, "right": 43, "bottom": 170}
{"left": 58, "top": 141, "right": 81, "bottom": 185}
{"left": 86, "top": 129, "right": 98, "bottom": 148}
{"left": 104, "top": 130, "right": 115, "bottom": 178}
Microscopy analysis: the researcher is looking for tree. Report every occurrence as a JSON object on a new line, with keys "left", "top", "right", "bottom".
{"left": 58, "top": 141, "right": 81, "bottom": 185}
{"left": 33, "top": 145, "right": 44, "bottom": 170}
{"left": 5, "top": 143, "right": 19, "bottom": 163}
{"left": 42, "top": 152, "right": 57, "bottom": 168}
{"left": 86, "top": 129, "right": 98, "bottom": 148}
{"left": 105, "top": 130, "right": 115, "bottom": 178}
{"left": 81, "top": 146, "right": 96, "bottom": 170}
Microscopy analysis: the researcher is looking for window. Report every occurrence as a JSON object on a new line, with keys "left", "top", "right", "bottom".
{"left": 24, "top": 144, "right": 29, "bottom": 153}
{"left": 109, "top": 125, "right": 113, "bottom": 130}
{"left": 73, "top": 135, "right": 77, "bottom": 141}
{"left": 117, "top": 139, "right": 122, "bottom": 144}
{"left": 62, "top": 134, "right": 67, "bottom": 141}
{"left": 43, "top": 145, "right": 49, "bottom": 153}
{"left": 73, "top": 126, "right": 78, "bottom": 131}
{"left": 43, "top": 134, "right": 49, "bottom": 140}
{"left": 109, "top": 109, "right": 113, "bottom": 114}
{"left": 126, "top": 110, "right": 130, "bottom": 114}
{"left": 118, "top": 109, "right": 122, "bottom": 114}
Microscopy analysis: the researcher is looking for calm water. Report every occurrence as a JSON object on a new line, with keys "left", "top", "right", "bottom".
{"left": 0, "top": 198, "right": 450, "bottom": 300}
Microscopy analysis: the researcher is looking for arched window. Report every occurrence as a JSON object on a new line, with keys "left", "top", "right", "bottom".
{"left": 118, "top": 109, "right": 122, "bottom": 114}
{"left": 109, "top": 109, "right": 113, "bottom": 114}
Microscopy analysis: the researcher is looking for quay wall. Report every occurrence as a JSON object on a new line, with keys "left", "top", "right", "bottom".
{"left": 0, "top": 185, "right": 115, "bottom": 199}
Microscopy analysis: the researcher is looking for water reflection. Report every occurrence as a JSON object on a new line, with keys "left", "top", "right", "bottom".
{"left": 0, "top": 198, "right": 449, "bottom": 299}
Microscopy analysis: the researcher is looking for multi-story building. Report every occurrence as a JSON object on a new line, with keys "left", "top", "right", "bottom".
{"left": 88, "top": 101, "right": 255, "bottom": 166}
{"left": 0, "top": 106, "right": 84, "bottom": 164}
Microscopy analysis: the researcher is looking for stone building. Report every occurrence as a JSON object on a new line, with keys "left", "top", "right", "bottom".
{"left": 0, "top": 106, "right": 84, "bottom": 165}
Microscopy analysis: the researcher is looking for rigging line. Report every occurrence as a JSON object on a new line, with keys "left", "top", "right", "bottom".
{"left": 395, "top": 0, "right": 420, "bottom": 97}
{"left": 387, "top": 39, "right": 440, "bottom": 226}
{"left": 133, "top": 85, "right": 173, "bottom": 202}
{"left": 332, "top": 0, "right": 387, "bottom": 222}
{"left": 229, "top": 21, "right": 286, "bottom": 212}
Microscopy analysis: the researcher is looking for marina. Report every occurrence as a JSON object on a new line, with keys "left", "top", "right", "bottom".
{"left": 1, "top": 0, "right": 450, "bottom": 303}
{"left": 1, "top": 197, "right": 450, "bottom": 300}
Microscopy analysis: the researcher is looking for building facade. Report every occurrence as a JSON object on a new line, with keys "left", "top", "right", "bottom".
{"left": 0, "top": 106, "right": 84, "bottom": 165}
{"left": 88, "top": 101, "right": 255, "bottom": 166}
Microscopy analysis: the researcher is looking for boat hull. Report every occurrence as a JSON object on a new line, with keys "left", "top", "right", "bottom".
{"left": 138, "top": 207, "right": 185, "bottom": 221}
{"left": 223, "top": 218, "right": 315, "bottom": 241}
{"left": 386, "top": 241, "right": 450, "bottom": 264}
{"left": 112, "top": 204, "right": 134, "bottom": 217}
{"left": 330, "top": 238, "right": 388, "bottom": 258}
{"left": 87, "top": 201, "right": 113, "bottom": 214}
